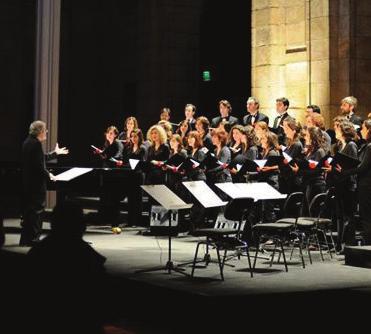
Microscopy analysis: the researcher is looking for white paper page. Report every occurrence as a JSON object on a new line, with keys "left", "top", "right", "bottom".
{"left": 308, "top": 159, "right": 318, "bottom": 166}
{"left": 182, "top": 180, "right": 227, "bottom": 208}
{"left": 54, "top": 167, "right": 93, "bottom": 182}
{"left": 190, "top": 159, "right": 200, "bottom": 168}
{"left": 129, "top": 159, "right": 140, "bottom": 170}
{"left": 234, "top": 182, "right": 287, "bottom": 201}
{"left": 282, "top": 152, "right": 292, "bottom": 163}
{"left": 215, "top": 183, "right": 249, "bottom": 199}
{"left": 253, "top": 159, "right": 267, "bottom": 168}
{"left": 141, "top": 185, "right": 192, "bottom": 210}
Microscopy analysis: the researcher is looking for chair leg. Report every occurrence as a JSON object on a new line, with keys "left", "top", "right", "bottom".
{"left": 221, "top": 249, "right": 228, "bottom": 272}
{"left": 298, "top": 240, "right": 305, "bottom": 268}
{"left": 280, "top": 241, "right": 288, "bottom": 272}
{"left": 253, "top": 237, "right": 260, "bottom": 269}
{"left": 322, "top": 229, "right": 332, "bottom": 258}
{"left": 315, "top": 232, "right": 324, "bottom": 261}
{"left": 289, "top": 242, "right": 295, "bottom": 260}
{"left": 215, "top": 246, "right": 224, "bottom": 281}
{"left": 306, "top": 236, "right": 313, "bottom": 264}
{"left": 270, "top": 243, "right": 277, "bottom": 267}
{"left": 191, "top": 242, "right": 202, "bottom": 277}
{"left": 246, "top": 247, "right": 253, "bottom": 278}
{"left": 329, "top": 230, "right": 336, "bottom": 254}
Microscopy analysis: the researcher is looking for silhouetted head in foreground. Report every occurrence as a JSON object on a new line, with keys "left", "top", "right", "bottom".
{"left": 50, "top": 201, "right": 86, "bottom": 238}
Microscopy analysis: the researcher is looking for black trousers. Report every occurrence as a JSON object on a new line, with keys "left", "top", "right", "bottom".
{"left": 20, "top": 193, "right": 45, "bottom": 244}
{"left": 335, "top": 187, "right": 356, "bottom": 248}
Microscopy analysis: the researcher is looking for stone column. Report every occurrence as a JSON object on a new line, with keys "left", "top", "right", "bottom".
{"left": 34, "top": 0, "right": 61, "bottom": 208}
{"left": 252, "top": 0, "right": 331, "bottom": 126}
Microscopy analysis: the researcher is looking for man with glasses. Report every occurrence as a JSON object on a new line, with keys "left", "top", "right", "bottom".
{"left": 20, "top": 120, "right": 69, "bottom": 246}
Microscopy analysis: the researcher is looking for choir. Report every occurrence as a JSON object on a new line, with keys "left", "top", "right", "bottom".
{"left": 92, "top": 96, "right": 371, "bottom": 252}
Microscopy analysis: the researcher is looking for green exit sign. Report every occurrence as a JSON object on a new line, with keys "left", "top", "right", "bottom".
{"left": 202, "top": 70, "right": 211, "bottom": 81}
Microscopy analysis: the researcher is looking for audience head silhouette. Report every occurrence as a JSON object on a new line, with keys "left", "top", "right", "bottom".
{"left": 50, "top": 201, "right": 86, "bottom": 238}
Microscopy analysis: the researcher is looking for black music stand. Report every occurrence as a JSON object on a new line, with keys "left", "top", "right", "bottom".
{"left": 135, "top": 185, "right": 193, "bottom": 275}
{"left": 180, "top": 180, "right": 229, "bottom": 268}
{"left": 215, "top": 182, "right": 287, "bottom": 260}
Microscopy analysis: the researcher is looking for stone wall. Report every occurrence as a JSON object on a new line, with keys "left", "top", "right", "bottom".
{"left": 252, "top": 0, "right": 371, "bottom": 128}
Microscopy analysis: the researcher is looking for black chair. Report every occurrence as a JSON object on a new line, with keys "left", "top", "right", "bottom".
{"left": 293, "top": 190, "right": 336, "bottom": 262}
{"left": 191, "top": 197, "right": 254, "bottom": 280}
{"left": 252, "top": 192, "right": 305, "bottom": 272}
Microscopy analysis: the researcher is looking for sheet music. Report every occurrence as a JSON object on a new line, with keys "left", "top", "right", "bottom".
{"left": 190, "top": 159, "right": 200, "bottom": 168}
{"left": 234, "top": 182, "right": 287, "bottom": 201}
{"left": 215, "top": 183, "right": 248, "bottom": 199}
{"left": 141, "top": 185, "right": 193, "bottom": 210}
{"left": 254, "top": 159, "right": 267, "bottom": 168}
{"left": 182, "top": 180, "right": 227, "bottom": 208}
{"left": 129, "top": 159, "right": 140, "bottom": 170}
{"left": 54, "top": 167, "right": 93, "bottom": 182}
{"left": 282, "top": 152, "right": 292, "bottom": 163}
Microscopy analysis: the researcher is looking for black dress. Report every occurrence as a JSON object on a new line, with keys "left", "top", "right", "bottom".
{"left": 99, "top": 139, "right": 124, "bottom": 228}
{"left": 279, "top": 141, "right": 304, "bottom": 194}
{"left": 145, "top": 144, "right": 170, "bottom": 185}
{"left": 344, "top": 142, "right": 371, "bottom": 244}
{"left": 301, "top": 148, "right": 326, "bottom": 210}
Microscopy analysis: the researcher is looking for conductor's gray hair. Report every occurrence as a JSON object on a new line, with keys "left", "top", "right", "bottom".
{"left": 29, "top": 120, "right": 46, "bottom": 136}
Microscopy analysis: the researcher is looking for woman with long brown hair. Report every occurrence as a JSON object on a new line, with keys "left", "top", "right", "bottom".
{"left": 338, "top": 119, "right": 371, "bottom": 245}
{"left": 291, "top": 126, "right": 326, "bottom": 208}
{"left": 279, "top": 116, "right": 304, "bottom": 194}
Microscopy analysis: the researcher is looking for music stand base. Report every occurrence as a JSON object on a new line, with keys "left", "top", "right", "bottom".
{"left": 135, "top": 261, "right": 188, "bottom": 276}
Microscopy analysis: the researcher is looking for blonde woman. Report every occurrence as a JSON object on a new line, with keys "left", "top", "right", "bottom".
{"left": 145, "top": 125, "right": 170, "bottom": 184}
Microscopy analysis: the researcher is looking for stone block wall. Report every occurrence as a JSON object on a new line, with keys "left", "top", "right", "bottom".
{"left": 252, "top": 0, "right": 371, "bottom": 128}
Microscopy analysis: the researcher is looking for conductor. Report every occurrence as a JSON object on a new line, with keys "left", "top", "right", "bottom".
{"left": 20, "top": 120, "right": 69, "bottom": 246}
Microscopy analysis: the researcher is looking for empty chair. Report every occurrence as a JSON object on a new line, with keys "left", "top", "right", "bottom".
{"left": 191, "top": 197, "right": 254, "bottom": 280}
{"left": 252, "top": 193, "right": 305, "bottom": 271}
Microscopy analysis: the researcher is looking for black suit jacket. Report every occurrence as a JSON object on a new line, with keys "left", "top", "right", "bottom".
{"left": 211, "top": 115, "right": 239, "bottom": 129}
{"left": 242, "top": 112, "right": 269, "bottom": 126}
{"left": 22, "top": 135, "right": 56, "bottom": 205}
{"left": 349, "top": 114, "right": 363, "bottom": 127}
{"left": 271, "top": 112, "right": 290, "bottom": 145}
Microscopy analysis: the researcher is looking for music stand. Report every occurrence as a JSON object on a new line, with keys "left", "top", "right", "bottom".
{"left": 215, "top": 182, "right": 287, "bottom": 259}
{"left": 215, "top": 182, "right": 287, "bottom": 202}
{"left": 181, "top": 181, "right": 228, "bottom": 267}
{"left": 136, "top": 185, "right": 192, "bottom": 275}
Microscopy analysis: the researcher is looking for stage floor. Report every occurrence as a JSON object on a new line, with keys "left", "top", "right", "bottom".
{"left": 2, "top": 218, "right": 371, "bottom": 332}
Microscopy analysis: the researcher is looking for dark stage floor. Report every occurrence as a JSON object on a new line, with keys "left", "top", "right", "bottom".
{"left": 2, "top": 218, "right": 371, "bottom": 333}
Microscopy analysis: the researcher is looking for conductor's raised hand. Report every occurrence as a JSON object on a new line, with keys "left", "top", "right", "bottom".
{"left": 55, "top": 143, "right": 69, "bottom": 155}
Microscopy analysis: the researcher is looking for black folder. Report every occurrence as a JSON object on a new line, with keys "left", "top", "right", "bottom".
{"left": 179, "top": 157, "right": 202, "bottom": 172}
{"left": 265, "top": 154, "right": 284, "bottom": 166}
{"left": 331, "top": 152, "right": 360, "bottom": 170}
{"left": 228, "top": 154, "right": 248, "bottom": 169}
{"left": 128, "top": 159, "right": 152, "bottom": 172}
{"left": 165, "top": 154, "right": 186, "bottom": 167}
{"left": 202, "top": 153, "right": 224, "bottom": 170}
{"left": 292, "top": 154, "right": 330, "bottom": 170}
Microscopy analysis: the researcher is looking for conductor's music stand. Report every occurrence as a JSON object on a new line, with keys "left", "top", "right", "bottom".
{"left": 135, "top": 184, "right": 192, "bottom": 275}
